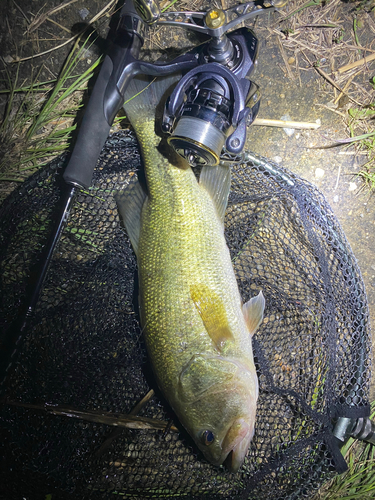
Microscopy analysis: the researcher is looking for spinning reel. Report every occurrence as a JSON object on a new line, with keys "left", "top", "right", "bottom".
{"left": 135, "top": 0, "right": 267, "bottom": 167}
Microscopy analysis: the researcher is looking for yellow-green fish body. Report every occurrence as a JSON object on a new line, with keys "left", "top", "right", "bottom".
{"left": 117, "top": 76, "right": 265, "bottom": 471}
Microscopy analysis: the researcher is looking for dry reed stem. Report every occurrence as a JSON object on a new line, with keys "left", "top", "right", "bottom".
{"left": 28, "top": 0, "right": 80, "bottom": 33}
{"left": 14, "top": 0, "right": 117, "bottom": 63}
{"left": 130, "top": 389, "right": 155, "bottom": 416}
{"left": 4, "top": 399, "right": 178, "bottom": 432}
{"left": 45, "top": 17, "right": 72, "bottom": 34}
{"left": 333, "top": 74, "right": 355, "bottom": 105}
{"left": 338, "top": 53, "right": 375, "bottom": 74}
{"left": 254, "top": 117, "right": 321, "bottom": 129}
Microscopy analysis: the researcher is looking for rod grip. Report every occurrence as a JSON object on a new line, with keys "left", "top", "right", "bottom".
{"left": 63, "top": 55, "right": 115, "bottom": 189}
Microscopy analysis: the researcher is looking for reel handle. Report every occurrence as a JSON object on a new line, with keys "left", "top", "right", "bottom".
{"left": 135, "top": 1, "right": 275, "bottom": 38}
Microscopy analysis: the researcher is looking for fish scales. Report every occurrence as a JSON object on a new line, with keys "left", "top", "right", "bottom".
{"left": 117, "top": 76, "right": 265, "bottom": 471}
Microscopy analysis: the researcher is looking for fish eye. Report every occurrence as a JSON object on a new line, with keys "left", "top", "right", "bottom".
{"left": 201, "top": 429, "right": 215, "bottom": 446}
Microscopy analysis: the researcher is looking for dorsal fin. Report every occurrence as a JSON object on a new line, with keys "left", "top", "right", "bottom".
{"left": 190, "top": 283, "right": 234, "bottom": 350}
{"left": 115, "top": 180, "right": 147, "bottom": 256}
{"left": 199, "top": 164, "right": 231, "bottom": 223}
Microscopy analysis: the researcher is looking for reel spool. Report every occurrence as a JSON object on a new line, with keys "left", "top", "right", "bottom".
{"left": 163, "top": 73, "right": 234, "bottom": 167}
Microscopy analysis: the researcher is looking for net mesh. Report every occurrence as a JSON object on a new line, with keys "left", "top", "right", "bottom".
{"left": 0, "top": 130, "right": 371, "bottom": 499}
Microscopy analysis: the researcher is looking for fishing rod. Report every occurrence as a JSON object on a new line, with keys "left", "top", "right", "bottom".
{"left": 0, "top": 0, "right": 274, "bottom": 388}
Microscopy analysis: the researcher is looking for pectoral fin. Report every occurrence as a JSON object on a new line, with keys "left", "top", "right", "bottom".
{"left": 115, "top": 179, "right": 147, "bottom": 256}
{"left": 242, "top": 291, "right": 265, "bottom": 336}
{"left": 190, "top": 284, "right": 234, "bottom": 350}
{"left": 199, "top": 164, "right": 231, "bottom": 224}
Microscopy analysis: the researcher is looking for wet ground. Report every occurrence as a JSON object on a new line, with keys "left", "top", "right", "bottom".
{"left": 0, "top": 1, "right": 374, "bottom": 384}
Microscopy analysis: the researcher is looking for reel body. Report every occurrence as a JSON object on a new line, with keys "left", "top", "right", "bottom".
{"left": 162, "top": 28, "right": 261, "bottom": 166}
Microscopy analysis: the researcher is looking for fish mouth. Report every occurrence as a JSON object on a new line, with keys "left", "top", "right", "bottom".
{"left": 221, "top": 418, "right": 254, "bottom": 473}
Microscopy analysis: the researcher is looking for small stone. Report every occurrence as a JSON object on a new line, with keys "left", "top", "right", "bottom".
{"left": 3, "top": 55, "right": 14, "bottom": 64}
{"left": 288, "top": 57, "right": 295, "bottom": 65}
{"left": 348, "top": 182, "right": 357, "bottom": 191}
{"left": 281, "top": 114, "right": 294, "bottom": 137}
{"left": 280, "top": 93, "right": 285, "bottom": 98}
{"left": 79, "top": 8, "right": 89, "bottom": 20}
{"left": 274, "top": 156, "right": 283, "bottom": 164}
{"left": 333, "top": 195, "right": 339, "bottom": 203}
{"left": 315, "top": 168, "right": 325, "bottom": 179}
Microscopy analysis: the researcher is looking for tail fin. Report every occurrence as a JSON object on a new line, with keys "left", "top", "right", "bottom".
{"left": 123, "top": 74, "right": 180, "bottom": 125}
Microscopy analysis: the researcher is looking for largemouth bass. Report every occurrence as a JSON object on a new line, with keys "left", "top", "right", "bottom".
{"left": 116, "top": 76, "right": 265, "bottom": 472}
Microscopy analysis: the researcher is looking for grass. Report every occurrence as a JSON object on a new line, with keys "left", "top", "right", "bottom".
{"left": 0, "top": 34, "right": 102, "bottom": 200}
{"left": 0, "top": 0, "right": 181, "bottom": 204}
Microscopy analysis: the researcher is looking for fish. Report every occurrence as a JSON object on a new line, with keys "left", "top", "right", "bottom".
{"left": 116, "top": 75, "right": 265, "bottom": 472}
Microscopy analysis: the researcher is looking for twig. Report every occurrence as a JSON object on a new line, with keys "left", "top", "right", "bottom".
{"left": 14, "top": 0, "right": 117, "bottom": 63}
{"left": 28, "top": 0, "right": 80, "bottom": 33}
{"left": 253, "top": 118, "right": 321, "bottom": 129}
{"left": 341, "top": 44, "right": 375, "bottom": 53}
{"left": 338, "top": 53, "right": 375, "bottom": 74}
{"left": 303, "top": 51, "right": 363, "bottom": 107}
{"left": 316, "top": 103, "right": 347, "bottom": 118}
{"left": 314, "top": 64, "right": 361, "bottom": 105}
{"left": 4, "top": 399, "right": 178, "bottom": 432}
{"left": 277, "top": 32, "right": 323, "bottom": 57}
{"left": 276, "top": 36, "right": 295, "bottom": 81}
{"left": 130, "top": 389, "right": 155, "bottom": 415}
{"left": 46, "top": 17, "right": 72, "bottom": 34}
{"left": 333, "top": 74, "right": 355, "bottom": 105}
{"left": 95, "top": 389, "right": 156, "bottom": 457}
{"left": 295, "top": 51, "right": 302, "bottom": 87}
{"left": 11, "top": 0, "right": 30, "bottom": 24}
{"left": 334, "top": 163, "right": 341, "bottom": 190}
